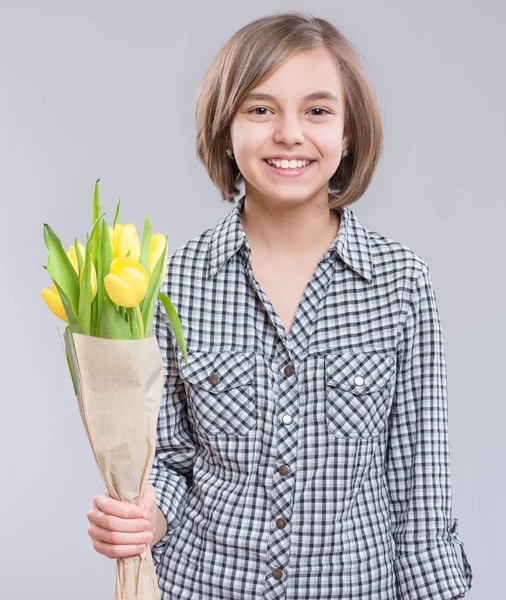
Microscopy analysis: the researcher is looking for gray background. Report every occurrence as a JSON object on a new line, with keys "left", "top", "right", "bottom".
{"left": 1, "top": 0, "right": 504, "bottom": 597}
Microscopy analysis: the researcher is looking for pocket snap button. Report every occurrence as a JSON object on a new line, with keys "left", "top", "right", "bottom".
{"left": 208, "top": 373, "right": 219, "bottom": 385}
{"left": 353, "top": 375, "right": 364, "bottom": 386}
{"left": 283, "top": 364, "right": 295, "bottom": 376}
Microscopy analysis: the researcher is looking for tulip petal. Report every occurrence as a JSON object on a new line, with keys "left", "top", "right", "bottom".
{"left": 113, "top": 223, "right": 141, "bottom": 261}
{"left": 104, "top": 273, "right": 138, "bottom": 307}
{"left": 41, "top": 284, "right": 68, "bottom": 322}
{"left": 109, "top": 256, "right": 147, "bottom": 276}
{"left": 119, "top": 267, "right": 148, "bottom": 305}
{"left": 149, "top": 233, "right": 166, "bottom": 278}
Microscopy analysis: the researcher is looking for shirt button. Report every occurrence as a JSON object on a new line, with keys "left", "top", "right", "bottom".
{"left": 272, "top": 568, "right": 283, "bottom": 580}
{"left": 281, "top": 414, "right": 293, "bottom": 424}
{"left": 208, "top": 373, "right": 219, "bottom": 385}
{"left": 354, "top": 375, "right": 364, "bottom": 386}
{"left": 283, "top": 364, "right": 295, "bottom": 376}
{"left": 276, "top": 517, "right": 287, "bottom": 529}
{"left": 279, "top": 464, "right": 290, "bottom": 476}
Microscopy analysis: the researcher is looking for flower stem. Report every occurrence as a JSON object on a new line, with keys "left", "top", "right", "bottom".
{"left": 134, "top": 305, "right": 145, "bottom": 339}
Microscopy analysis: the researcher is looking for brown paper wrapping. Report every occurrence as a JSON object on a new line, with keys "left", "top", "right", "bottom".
{"left": 63, "top": 328, "right": 165, "bottom": 600}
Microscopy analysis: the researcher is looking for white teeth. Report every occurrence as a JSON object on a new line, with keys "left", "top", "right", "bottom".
{"left": 266, "top": 159, "right": 312, "bottom": 169}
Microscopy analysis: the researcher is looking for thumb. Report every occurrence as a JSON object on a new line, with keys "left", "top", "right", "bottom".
{"left": 139, "top": 483, "right": 157, "bottom": 513}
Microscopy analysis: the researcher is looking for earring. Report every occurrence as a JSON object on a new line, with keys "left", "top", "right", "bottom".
{"left": 341, "top": 148, "right": 349, "bottom": 158}
{"left": 226, "top": 148, "right": 235, "bottom": 159}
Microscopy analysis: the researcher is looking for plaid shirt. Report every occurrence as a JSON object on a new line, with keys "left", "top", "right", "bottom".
{"left": 148, "top": 194, "right": 473, "bottom": 599}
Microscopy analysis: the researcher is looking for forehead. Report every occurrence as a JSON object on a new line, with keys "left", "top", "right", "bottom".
{"left": 248, "top": 48, "right": 344, "bottom": 100}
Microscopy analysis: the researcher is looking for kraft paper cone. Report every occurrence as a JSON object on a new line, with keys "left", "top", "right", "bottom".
{"left": 63, "top": 328, "right": 165, "bottom": 600}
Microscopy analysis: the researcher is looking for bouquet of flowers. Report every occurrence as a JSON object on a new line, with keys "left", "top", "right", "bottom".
{"left": 41, "top": 179, "right": 188, "bottom": 599}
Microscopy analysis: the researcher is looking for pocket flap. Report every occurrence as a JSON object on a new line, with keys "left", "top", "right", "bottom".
{"left": 325, "top": 352, "right": 395, "bottom": 393}
{"left": 180, "top": 351, "right": 255, "bottom": 393}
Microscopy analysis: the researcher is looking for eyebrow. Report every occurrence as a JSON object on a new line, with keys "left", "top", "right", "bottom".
{"left": 243, "top": 91, "right": 340, "bottom": 105}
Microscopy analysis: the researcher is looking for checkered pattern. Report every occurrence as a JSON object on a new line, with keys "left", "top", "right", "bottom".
{"left": 147, "top": 194, "right": 473, "bottom": 599}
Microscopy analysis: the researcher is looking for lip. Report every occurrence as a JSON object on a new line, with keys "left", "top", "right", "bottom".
{"left": 264, "top": 156, "right": 315, "bottom": 161}
{"left": 263, "top": 158, "right": 315, "bottom": 178}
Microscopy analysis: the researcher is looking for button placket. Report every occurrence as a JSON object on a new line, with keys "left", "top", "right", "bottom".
{"left": 264, "top": 355, "right": 300, "bottom": 590}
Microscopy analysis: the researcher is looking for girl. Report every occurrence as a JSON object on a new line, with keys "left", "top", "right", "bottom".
{"left": 87, "top": 11, "right": 473, "bottom": 599}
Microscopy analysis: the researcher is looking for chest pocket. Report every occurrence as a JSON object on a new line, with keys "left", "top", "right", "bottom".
{"left": 179, "top": 351, "right": 256, "bottom": 436}
{"left": 325, "top": 352, "right": 395, "bottom": 438}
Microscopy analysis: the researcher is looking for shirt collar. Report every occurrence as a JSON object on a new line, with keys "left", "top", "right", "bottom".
{"left": 207, "top": 194, "right": 373, "bottom": 283}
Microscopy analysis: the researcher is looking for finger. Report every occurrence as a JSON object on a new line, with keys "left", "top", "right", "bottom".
{"left": 89, "top": 508, "right": 151, "bottom": 533}
{"left": 139, "top": 484, "right": 157, "bottom": 514}
{"left": 94, "top": 493, "right": 143, "bottom": 519}
{"left": 88, "top": 522, "right": 153, "bottom": 547}
{"left": 92, "top": 538, "right": 149, "bottom": 559}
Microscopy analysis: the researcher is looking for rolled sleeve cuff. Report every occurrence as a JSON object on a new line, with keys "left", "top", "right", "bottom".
{"left": 394, "top": 533, "right": 473, "bottom": 600}
{"left": 147, "top": 467, "right": 191, "bottom": 567}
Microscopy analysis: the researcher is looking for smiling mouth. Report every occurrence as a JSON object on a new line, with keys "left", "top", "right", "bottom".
{"left": 263, "top": 159, "right": 315, "bottom": 170}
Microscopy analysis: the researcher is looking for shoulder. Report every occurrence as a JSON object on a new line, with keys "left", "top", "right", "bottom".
{"left": 166, "top": 228, "right": 213, "bottom": 268}
{"left": 365, "top": 227, "right": 430, "bottom": 283}
{"left": 158, "top": 227, "right": 214, "bottom": 300}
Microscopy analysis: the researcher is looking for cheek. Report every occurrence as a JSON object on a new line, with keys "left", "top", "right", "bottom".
{"left": 313, "top": 128, "right": 343, "bottom": 155}
{"left": 235, "top": 126, "right": 268, "bottom": 156}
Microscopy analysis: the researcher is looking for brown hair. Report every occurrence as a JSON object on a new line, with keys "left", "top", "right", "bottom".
{"left": 195, "top": 11, "right": 384, "bottom": 209}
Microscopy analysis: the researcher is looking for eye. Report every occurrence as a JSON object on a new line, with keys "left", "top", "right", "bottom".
{"left": 248, "top": 107, "right": 272, "bottom": 116}
{"left": 309, "top": 108, "right": 331, "bottom": 116}
{"left": 248, "top": 106, "right": 331, "bottom": 117}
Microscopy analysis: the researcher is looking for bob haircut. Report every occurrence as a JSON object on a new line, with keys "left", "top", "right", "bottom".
{"left": 195, "top": 11, "right": 384, "bottom": 209}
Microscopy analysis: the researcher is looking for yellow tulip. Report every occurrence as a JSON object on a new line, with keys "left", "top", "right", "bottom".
{"left": 149, "top": 233, "right": 167, "bottom": 282}
{"left": 108, "top": 223, "right": 140, "bottom": 261}
{"left": 67, "top": 242, "right": 86, "bottom": 271}
{"left": 104, "top": 257, "right": 149, "bottom": 308}
{"left": 66, "top": 243, "right": 97, "bottom": 300}
{"left": 41, "top": 283, "right": 68, "bottom": 323}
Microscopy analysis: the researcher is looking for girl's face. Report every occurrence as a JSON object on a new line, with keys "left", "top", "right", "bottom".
{"left": 229, "top": 47, "right": 349, "bottom": 208}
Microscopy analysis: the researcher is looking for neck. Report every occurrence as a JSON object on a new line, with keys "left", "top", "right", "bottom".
{"left": 240, "top": 189, "right": 340, "bottom": 259}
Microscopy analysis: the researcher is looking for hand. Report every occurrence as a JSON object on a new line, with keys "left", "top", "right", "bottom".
{"left": 87, "top": 483, "right": 157, "bottom": 558}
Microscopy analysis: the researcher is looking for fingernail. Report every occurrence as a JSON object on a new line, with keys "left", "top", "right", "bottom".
{"left": 143, "top": 510, "right": 150, "bottom": 518}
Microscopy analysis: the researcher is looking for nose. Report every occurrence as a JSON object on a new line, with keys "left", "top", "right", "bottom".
{"left": 273, "top": 113, "right": 305, "bottom": 146}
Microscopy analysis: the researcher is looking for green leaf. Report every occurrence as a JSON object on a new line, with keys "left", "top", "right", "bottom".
{"left": 159, "top": 292, "right": 189, "bottom": 366}
{"left": 90, "top": 179, "right": 101, "bottom": 264}
{"left": 100, "top": 296, "right": 133, "bottom": 339}
{"left": 113, "top": 196, "right": 121, "bottom": 228}
{"left": 129, "top": 307, "right": 140, "bottom": 338}
{"left": 74, "top": 237, "right": 83, "bottom": 273}
{"left": 43, "top": 223, "right": 79, "bottom": 314}
{"left": 77, "top": 212, "right": 104, "bottom": 334}
{"left": 139, "top": 215, "right": 152, "bottom": 279}
{"left": 64, "top": 325, "right": 78, "bottom": 396}
{"left": 96, "top": 217, "right": 113, "bottom": 331}
{"left": 140, "top": 236, "right": 167, "bottom": 334}
{"left": 78, "top": 244, "right": 93, "bottom": 335}
{"left": 52, "top": 278, "right": 85, "bottom": 334}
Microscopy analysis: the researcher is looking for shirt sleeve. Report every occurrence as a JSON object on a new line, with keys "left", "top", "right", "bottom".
{"left": 385, "top": 262, "right": 473, "bottom": 600}
{"left": 147, "top": 298, "right": 196, "bottom": 566}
